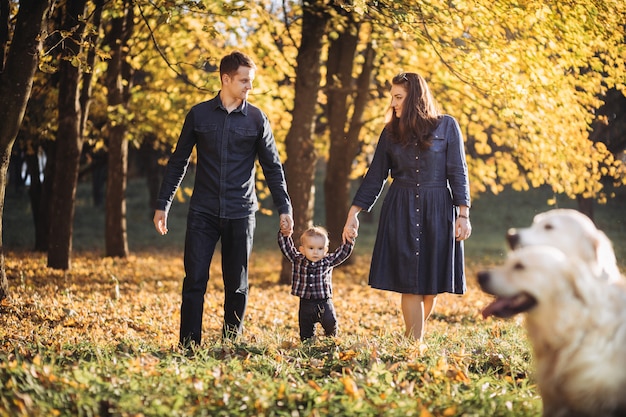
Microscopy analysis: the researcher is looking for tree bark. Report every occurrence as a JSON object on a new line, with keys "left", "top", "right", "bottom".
{"left": 279, "top": 1, "right": 329, "bottom": 284}
{"left": 104, "top": 0, "right": 133, "bottom": 257}
{"left": 141, "top": 132, "right": 165, "bottom": 215}
{"left": 325, "top": 29, "right": 376, "bottom": 252}
{"left": 47, "top": 0, "right": 88, "bottom": 270}
{"left": 24, "top": 147, "right": 45, "bottom": 250}
{"left": 36, "top": 140, "right": 55, "bottom": 252}
{"left": 0, "top": 0, "right": 50, "bottom": 299}
{"left": 576, "top": 195, "right": 594, "bottom": 221}
{"left": 579, "top": 88, "right": 626, "bottom": 219}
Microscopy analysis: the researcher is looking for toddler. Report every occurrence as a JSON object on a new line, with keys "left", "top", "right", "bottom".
{"left": 278, "top": 226, "right": 354, "bottom": 341}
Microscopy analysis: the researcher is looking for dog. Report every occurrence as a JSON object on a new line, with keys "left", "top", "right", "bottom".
{"left": 478, "top": 246, "right": 626, "bottom": 417}
{"left": 506, "top": 208, "right": 622, "bottom": 283}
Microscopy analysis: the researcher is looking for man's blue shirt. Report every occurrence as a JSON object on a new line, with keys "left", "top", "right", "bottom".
{"left": 156, "top": 93, "right": 292, "bottom": 218}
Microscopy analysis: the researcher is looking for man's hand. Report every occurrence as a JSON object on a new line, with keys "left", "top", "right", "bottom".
{"left": 279, "top": 213, "right": 294, "bottom": 237}
{"left": 153, "top": 210, "right": 168, "bottom": 235}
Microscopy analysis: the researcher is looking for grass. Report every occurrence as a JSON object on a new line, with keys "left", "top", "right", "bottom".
{"left": 1, "top": 175, "right": 626, "bottom": 416}
{"left": 0, "top": 249, "right": 538, "bottom": 417}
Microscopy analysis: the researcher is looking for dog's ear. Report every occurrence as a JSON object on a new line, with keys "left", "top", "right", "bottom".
{"left": 565, "top": 259, "right": 597, "bottom": 306}
{"left": 593, "top": 229, "right": 619, "bottom": 280}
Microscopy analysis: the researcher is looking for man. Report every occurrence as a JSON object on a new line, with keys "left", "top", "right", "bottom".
{"left": 153, "top": 51, "right": 293, "bottom": 348}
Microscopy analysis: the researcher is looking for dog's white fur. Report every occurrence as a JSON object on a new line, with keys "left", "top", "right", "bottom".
{"left": 479, "top": 246, "right": 626, "bottom": 417}
{"left": 506, "top": 208, "right": 622, "bottom": 283}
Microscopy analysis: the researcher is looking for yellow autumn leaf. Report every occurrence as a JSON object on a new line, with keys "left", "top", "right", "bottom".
{"left": 340, "top": 375, "right": 360, "bottom": 399}
{"left": 419, "top": 407, "right": 434, "bottom": 417}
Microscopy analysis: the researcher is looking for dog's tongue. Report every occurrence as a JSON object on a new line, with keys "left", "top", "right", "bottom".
{"left": 482, "top": 294, "right": 536, "bottom": 319}
{"left": 482, "top": 298, "right": 514, "bottom": 318}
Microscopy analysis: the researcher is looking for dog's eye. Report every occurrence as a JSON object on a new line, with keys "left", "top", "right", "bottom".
{"left": 513, "top": 262, "right": 525, "bottom": 270}
{"left": 544, "top": 224, "right": 554, "bottom": 230}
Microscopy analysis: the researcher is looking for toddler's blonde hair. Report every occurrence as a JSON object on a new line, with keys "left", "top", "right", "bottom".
{"left": 300, "top": 226, "right": 329, "bottom": 247}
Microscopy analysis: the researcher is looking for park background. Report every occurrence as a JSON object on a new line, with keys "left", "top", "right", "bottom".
{"left": 1, "top": 1, "right": 626, "bottom": 416}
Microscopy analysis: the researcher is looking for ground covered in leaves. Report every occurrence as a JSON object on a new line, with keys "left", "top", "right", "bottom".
{"left": 0, "top": 250, "right": 539, "bottom": 417}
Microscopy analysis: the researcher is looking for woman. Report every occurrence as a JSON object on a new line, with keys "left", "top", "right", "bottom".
{"left": 342, "top": 72, "right": 471, "bottom": 342}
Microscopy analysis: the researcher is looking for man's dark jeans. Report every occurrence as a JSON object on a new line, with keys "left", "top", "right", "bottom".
{"left": 180, "top": 209, "right": 255, "bottom": 347}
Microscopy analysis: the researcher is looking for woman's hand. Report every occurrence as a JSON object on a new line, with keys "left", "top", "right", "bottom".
{"left": 342, "top": 206, "right": 362, "bottom": 243}
{"left": 455, "top": 216, "right": 472, "bottom": 241}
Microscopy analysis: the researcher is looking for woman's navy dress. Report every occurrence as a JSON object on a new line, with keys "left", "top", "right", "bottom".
{"left": 352, "top": 115, "right": 471, "bottom": 295}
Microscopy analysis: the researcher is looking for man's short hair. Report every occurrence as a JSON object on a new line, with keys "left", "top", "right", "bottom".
{"left": 219, "top": 51, "right": 257, "bottom": 78}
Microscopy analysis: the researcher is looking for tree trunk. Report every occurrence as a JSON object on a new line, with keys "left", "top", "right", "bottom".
{"left": 324, "top": 19, "right": 359, "bottom": 251}
{"left": 325, "top": 30, "right": 376, "bottom": 253}
{"left": 104, "top": 0, "right": 133, "bottom": 257}
{"left": 141, "top": 132, "right": 165, "bottom": 215}
{"left": 47, "top": 0, "right": 88, "bottom": 270}
{"left": 576, "top": 195, "right": 594, "bottom": 221}
{"left": 36, "top": 140, "right": 55, "bottom": 252}
{"left": 0, "top": 0, "right": 50, "bottom": 299}
{"left": 279, "top": 1, "right": 329, "bottom": 284}
{"left": 105, "top": 125, "right": 129, "bottom": 257}
{"left": 25, "top": 148, "right": 44, "bottom": 250}
{"left": 581, "top": 88, "right": 626, "bottom": 222}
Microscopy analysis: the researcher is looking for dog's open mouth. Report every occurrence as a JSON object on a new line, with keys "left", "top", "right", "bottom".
{"left": 482, "top": 293, "right": 537, "bottom": 318}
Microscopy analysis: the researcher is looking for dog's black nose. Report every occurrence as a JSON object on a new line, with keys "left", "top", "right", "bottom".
{"left": 477, "top": 271, "right": 490, "bottom": 287}
{"left": 506, "top": 228, "right": 520, "bottom": 249}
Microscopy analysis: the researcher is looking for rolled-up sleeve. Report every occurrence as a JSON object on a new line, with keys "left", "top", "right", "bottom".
{"left": 352, "top": 130, "right": 391, "bottom": 212}
{"left": 444, "top": 116, "right": 471, "bottom": 207}
{"left": 258, "top": 114, "right": 292, "bottom": 216}
{"left": 155, "top": 110, "right": 196, "bottom": 212}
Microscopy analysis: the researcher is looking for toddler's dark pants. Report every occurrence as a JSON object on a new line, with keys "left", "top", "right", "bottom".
{"left": 298, "top": 298, "right": 337, "bottom": 341}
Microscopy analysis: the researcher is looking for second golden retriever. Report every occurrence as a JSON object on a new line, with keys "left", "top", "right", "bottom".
{"left": 506, "top": 208, "right": 622, "bottom": 282}
{"left": 478, "top": 246, "right": 626, "bottom": 417}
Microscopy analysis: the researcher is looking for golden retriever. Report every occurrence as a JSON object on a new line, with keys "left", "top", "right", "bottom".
{"left": 478, "top": 246, "right": 626, "bottom": 417}
{"left": 506, "top": 208, "right": 622, "bottom": 283}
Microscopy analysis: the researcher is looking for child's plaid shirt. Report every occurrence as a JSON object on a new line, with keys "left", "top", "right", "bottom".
{"left": 278, "top": 232, "right": 354, "bottom": 299}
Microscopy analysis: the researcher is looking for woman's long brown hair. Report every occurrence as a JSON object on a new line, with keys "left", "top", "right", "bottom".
{"left": 386, "top": 72, "right": 441, "bottom": 150}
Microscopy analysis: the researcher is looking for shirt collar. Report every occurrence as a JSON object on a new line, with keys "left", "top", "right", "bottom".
{"left": 215, "top": 92, "right": 248, "bottom": 116}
